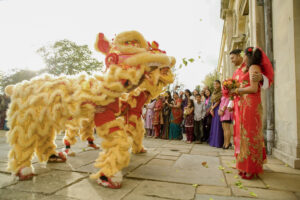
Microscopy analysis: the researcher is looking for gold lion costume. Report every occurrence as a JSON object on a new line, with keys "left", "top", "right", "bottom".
{"left": 5, "top": 30, "right": 175, "bottom": 188}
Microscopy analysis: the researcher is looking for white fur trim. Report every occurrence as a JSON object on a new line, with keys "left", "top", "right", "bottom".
{"left": 111, "top": 171, "right": 123, "bottom": 184}
{"left": 20, "top": 167, "right": 33, "bottom": 176}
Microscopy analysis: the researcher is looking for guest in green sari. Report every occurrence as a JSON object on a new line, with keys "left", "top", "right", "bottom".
{"left": 166, "top": 92, "right": 183, "bottom": 139}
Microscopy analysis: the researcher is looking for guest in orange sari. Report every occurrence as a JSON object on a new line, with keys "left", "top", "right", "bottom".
{"left": 232, "top": 47, "right": 274, "bottom": 179}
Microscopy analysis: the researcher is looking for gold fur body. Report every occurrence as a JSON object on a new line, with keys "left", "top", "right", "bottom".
{"left": 5, "top": 31, "right": 175, "bottom": 183}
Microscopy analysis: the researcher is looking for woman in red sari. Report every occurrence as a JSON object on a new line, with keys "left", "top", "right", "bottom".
{"left": 153, "top": 95, "right": 163, "bottom": 138}
{"left": 233, "top": 47, "right": 274, "bottom": 179}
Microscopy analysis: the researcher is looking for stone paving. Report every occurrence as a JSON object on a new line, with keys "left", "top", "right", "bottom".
{"left": 0, "top": 130, "right": 300, "bottom": 200}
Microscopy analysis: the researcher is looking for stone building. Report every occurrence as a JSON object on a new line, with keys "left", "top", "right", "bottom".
{"left": 217, "top": 0, "right": 300, "bottom": 168}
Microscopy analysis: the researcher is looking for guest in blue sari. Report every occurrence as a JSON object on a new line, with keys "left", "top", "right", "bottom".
{"left": 166, "top": 92, "right": 183, "bottom": 139}
{"left": 208, "top": 80, "right": 224, "bottom": 148}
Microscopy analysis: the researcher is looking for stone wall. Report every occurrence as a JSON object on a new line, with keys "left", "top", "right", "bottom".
{"left": 272, "top": 0, "right": 300, "bottom": 168}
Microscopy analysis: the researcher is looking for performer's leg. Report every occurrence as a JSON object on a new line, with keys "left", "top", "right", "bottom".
{"left": 7, "top": 125, "right": 36, "bottom": 180}
{"left": 36, "top": 127, "right": 66, "bottom": 163}
{"left": 126, "top": 115, "right": 147, "bottom": 154}
{"left": 91, "top": 118, "right": 130, "bottom": 189}
{"left": 63, "top": 128, "right": 77, "bottom": 156}
{"left": 79, "top": 123, "right": 99, "bottom": 150}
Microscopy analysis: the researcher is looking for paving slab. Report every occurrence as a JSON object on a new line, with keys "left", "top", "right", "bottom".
{"left": 127, "top": 154, "right": 226, "bottom": 187}
{"left": 0, "top": 149, "right": 9, "bottom": 162}
{"left": 56, "top": 178, "right": 140, "bottom": 200}
{"left": 0, "top": 162, "right": 8, "bottom": 174}
{"left": 7, "top": 171, "right": 87, "bottom": 194}
{"left": 259, "top": 172, "right": 300, "bottom": 192}
{"left": 0, "top": 173, "right": 17, "bottom": 188}
{"left": 75, "top": 152, "right": 157, "bottom": 175}
{"left": 123, "top": 180, "right": 195, "bottom": 200}
{"left": 156, "top": 147, "right": 190, "bottom": 154}
{"left": 155, "top": 155, "right": 180, "bottom": 161}
{"left": 195, "top": 194, "right": 254, "bottom": 200}
{"left": 264, "top": 163, "right": 300, "bottom": 175}
{"left": 0, "top": 188, "right": 45, "bottom": 200}
{"left": 231, "top": 186, "right": 298, "bottom": 200}
{"left": 123, "top": 193, "right": 169, "bottom": 200}
{"left": 158, "top": 150, "right": 181, "bottom": 157}
{"left": 225, "top": 173, "right": 266, "bottom": 188}
{"left": 196, "top": 185, "right": 231, "bottom": 196}
{"left": 46, "top": 150, "right": 100, "bottom": 171}
{"left": 41, "top": 195, "right": 81, "bottom": 200}
{"left": 266, "top": 156, "right": 284, "bottom": 165}
{"left": 147, "top": 159, "right": 175, "bottom": 167}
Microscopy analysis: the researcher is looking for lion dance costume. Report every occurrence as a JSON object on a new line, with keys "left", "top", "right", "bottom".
{"left": 5, "top": 30, "right": 175, "bottom": 188}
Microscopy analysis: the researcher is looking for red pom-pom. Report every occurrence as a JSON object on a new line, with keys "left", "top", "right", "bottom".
{"left": 248, "top": 48, "right": 252, "bottom": 52}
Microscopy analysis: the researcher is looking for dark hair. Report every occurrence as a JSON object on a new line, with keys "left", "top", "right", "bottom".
{"left": 173, "top": 91, "right": 179, "bottom": 97}
{"left": 195, "top": 94, "right": 201, "bottom": 97}
{"left": 204, "top": 89, "right": 211, "bottom": 98}
{"left": 188, "top": 99, "right": 194, "bottom": 108}
{"left": 165, "top": 91, "right": 172, "bottom": 103}
{"left": 214, "top": 80, "right": 221, "bottom": 84}
{"left": 244, "top": 47, "right": 262, "bottom": 67}
{"left": 184, "top": 89, "right": 192, "bottom": 97}
{"left": 230, "top": 49, "right": 242, "bottom": 55}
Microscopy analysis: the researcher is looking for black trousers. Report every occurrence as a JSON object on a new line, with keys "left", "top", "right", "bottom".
{"left": 202, "top": 115, "right": 212, "bottom": 141}
{"left": 194, "top": 120, "right": 204, "bottom": 141}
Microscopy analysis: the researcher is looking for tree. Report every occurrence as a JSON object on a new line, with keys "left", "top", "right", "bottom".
{"left": 195, "top": 85, "right": 201, "bottom": 92}
{"left": 202, "top": 69, "right": 220, "bottom": 92}
{"left": 0, "top": 69, "right": 40, "bottom": 93}
{"left": 37, "top": 39, "right": 103, "bottom": 75}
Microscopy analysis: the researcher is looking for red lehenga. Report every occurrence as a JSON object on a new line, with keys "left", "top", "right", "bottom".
{"left": 236, "top": 70, "right": 267, "bottom": 175}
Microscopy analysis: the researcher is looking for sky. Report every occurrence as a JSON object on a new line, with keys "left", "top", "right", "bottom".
{"left": 0, "top": 0, "right": 223, "bottom": 90}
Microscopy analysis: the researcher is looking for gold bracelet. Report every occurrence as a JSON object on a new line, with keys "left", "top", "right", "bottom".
{"left": 235, "top": 88, "right": 239, "bottom": 94}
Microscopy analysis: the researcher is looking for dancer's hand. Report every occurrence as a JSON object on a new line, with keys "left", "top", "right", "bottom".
{"left": 251, "top": 71, "right": 263, "bottom": 82}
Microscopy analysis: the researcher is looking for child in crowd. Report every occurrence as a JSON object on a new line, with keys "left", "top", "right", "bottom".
{"left": 184, "top": 100, "right": 194, "bottom": 144}
{"left": 193, "top": 94, "right": 206, "bottom": 144}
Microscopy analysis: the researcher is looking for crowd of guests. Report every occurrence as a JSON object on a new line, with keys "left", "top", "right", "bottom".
{"left": 143, "top": 82, "right": 232, "bottom": 149}
{"left": 0, "top": 94, "right": 9, "bottom": 130}
{"left": 144, "top": 46, "right": 274, "bottom": 180}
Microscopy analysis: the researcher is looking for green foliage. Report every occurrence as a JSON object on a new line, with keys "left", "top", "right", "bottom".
{"left": 37, "top": 39, "right": 103, "bottom": 75}
{"left": 0, "top": 69, "right": 40, "bottom": 93}
{"left": 202, "top": 69, "right": 220, "bottom": 92}
{"left": 195, "top": 85, "right": 201, "bottom": 92}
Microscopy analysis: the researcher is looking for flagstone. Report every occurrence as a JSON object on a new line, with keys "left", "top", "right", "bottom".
{"left": 158, "top": 150, "right": 181, "bottom": 157}
{"left": 231, "top": 186, "right": 298, "bottom": 200}
{"left": 259, "top": 172, "right": 300, "bottom": 192}
{"left": 0, "top": 189, "right": 45, "bottom": 200}
{"left": 123, "top": 180, "right": 195, "bottom": 200}
{"left": 225, "top": 173, "right": 266, "bottom": 188}
{"left": 41, "top": 195, "right": 80, "bottom": 200}
{"left": 264, "top": 163, "right": 300, "bottom": 175}
{"left": 0, "top": 162, "right": 8, "bottom": 174}
{"left": 127, "top": 154, "right": 227, "bottom": 186}
{"left": 56, "top": 178, "right": 140, "bottom": 200}
{"left": 195, "top": 194, "right": 254, "bottom": 200}
{"left": 155, "top": 155, "right": 179, "bottom": 160}
{"left": 0, "top": 173, "right": 17, "bottom": 188}
{"left": 46, "top": 150, "right": 100, "bottom": 171}
{"left": 75, "top": 152, "right": 157, "bottom": 175}
{"left": 147, "top": 159, "right": 175, "bottom": 166}
{"left": 196, "top": 185, "right": 231, "bottom": 196}
{"left": 7, "top": 171, "right": 87, "bottom": 194}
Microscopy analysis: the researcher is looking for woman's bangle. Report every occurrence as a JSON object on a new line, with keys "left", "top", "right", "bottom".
{"left": 235, "top": 88, "right": 239, "bottom": 94}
